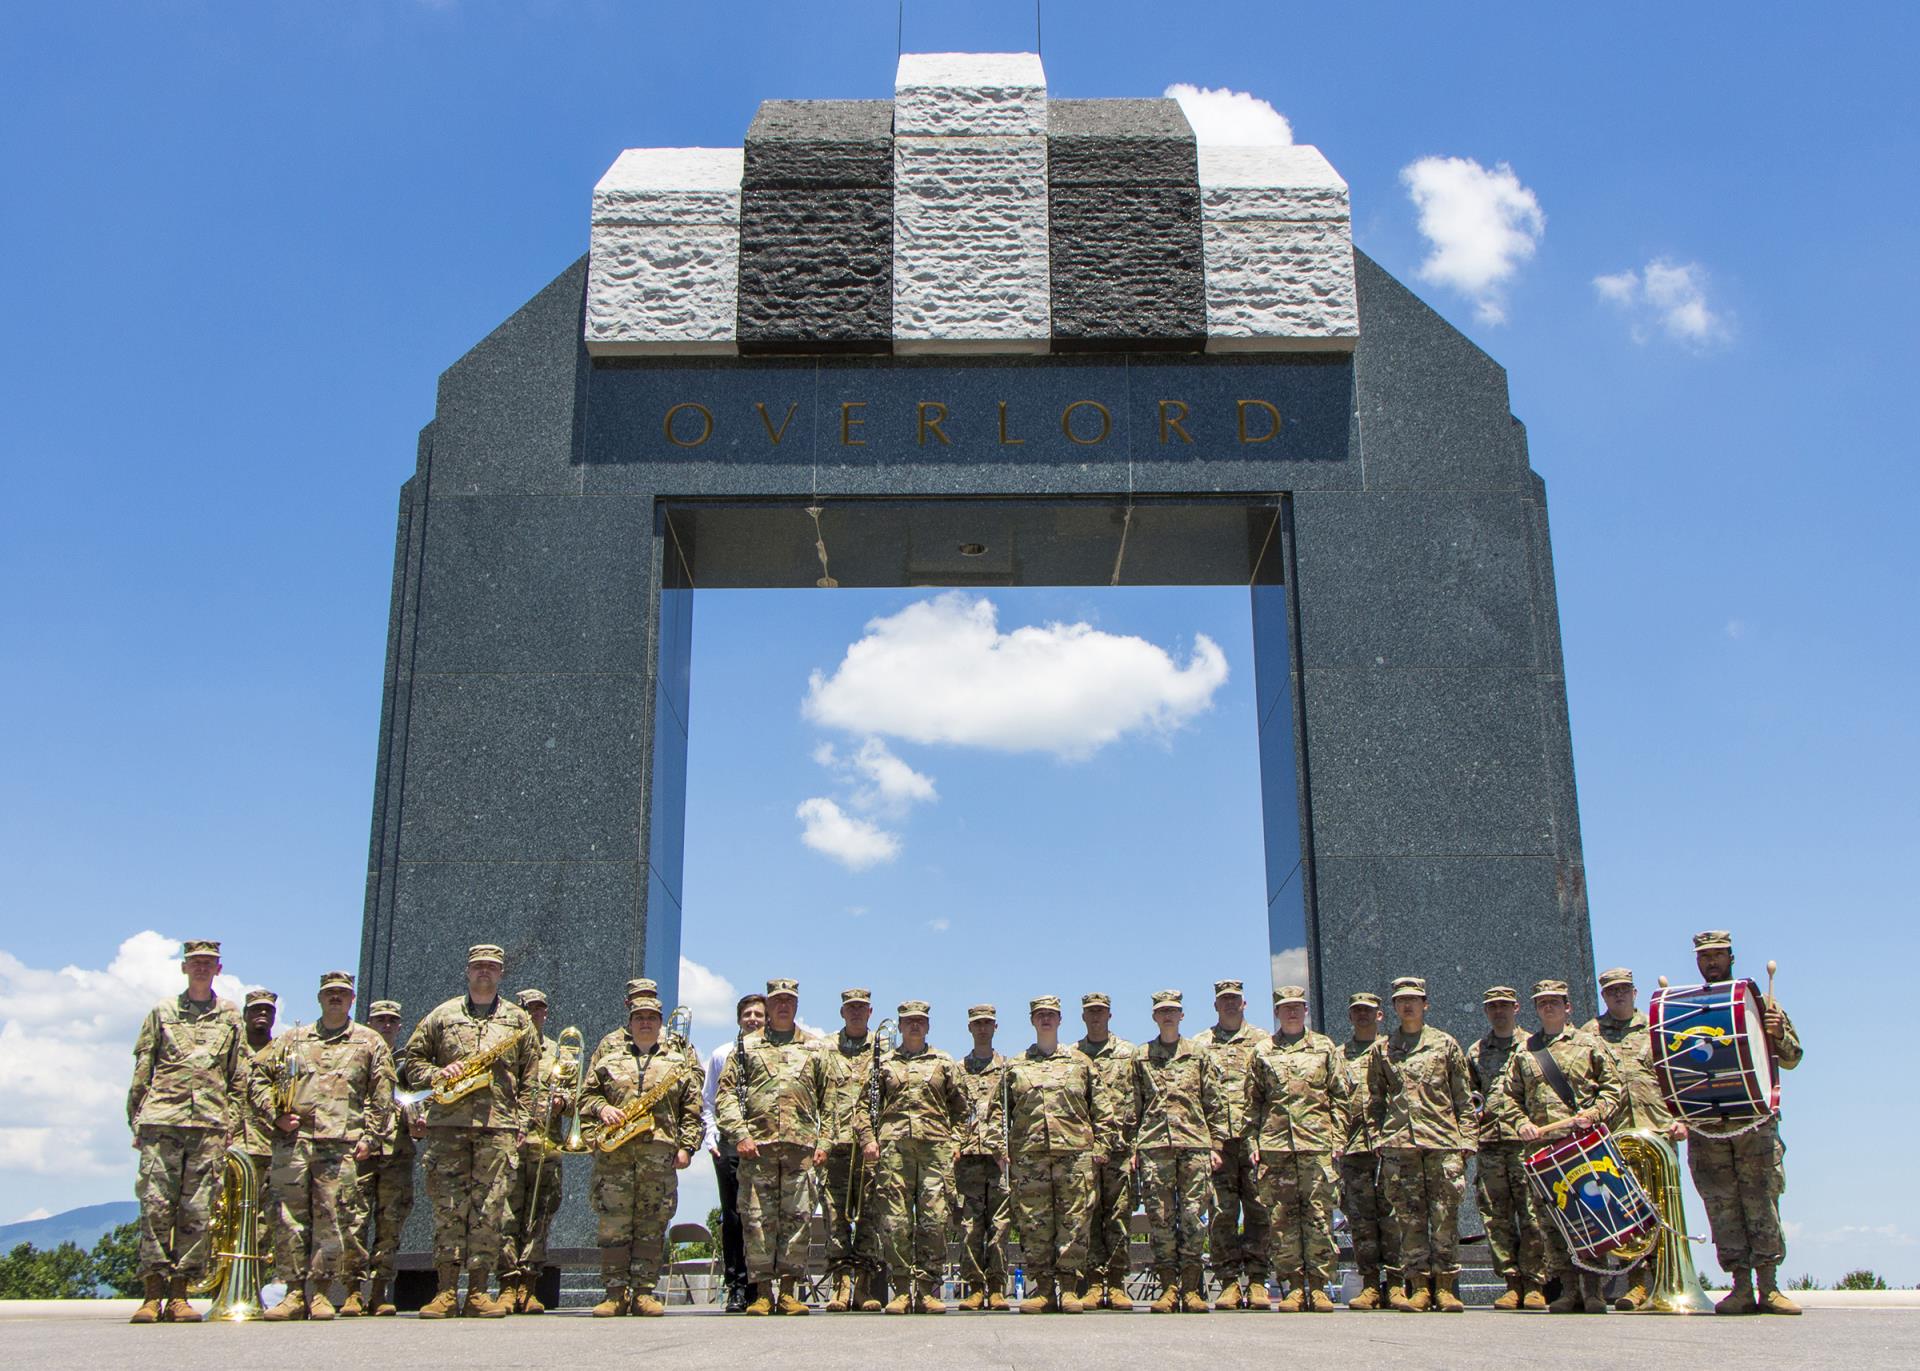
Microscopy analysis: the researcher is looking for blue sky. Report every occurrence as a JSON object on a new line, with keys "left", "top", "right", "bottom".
{"left": 2, "top": 2, "right": 1915, "bottom": 1282}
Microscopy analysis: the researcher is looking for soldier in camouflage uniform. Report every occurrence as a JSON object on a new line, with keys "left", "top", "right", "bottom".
{"left": 581, "top": 991, "right": 705, "bottom": 1317}
{"left": 252, "top": 971, "right": 395, "bottom": 1321}
{"left": 1491, "top": 979, "right": 1626, "bottom": 1314}
{"left": 715, "top": 977, "right": 830, "bottom": 1316}
{"left": 1336, "top": 992, "right": 1393, "bottom": 1310}
{"left": 1468, "top": 985, "right": 1544, "bottom": 1311}
{"left": 995, "top": 995, "right": 1117, "bottom": 1314}
{"left": 401, "top": 942, "right": 541, "bottom": 1319}
{"left": 126, "top": 937, "right": 247, "bottom": 1324}
{"left": 1131, "top": 989, "right": 1227, "bottom": 1314}
{"left": 951, "top": 1004, "right": 1010, "bottom": 1310}
{"left": 1200, "top": 977, "right": 1270, "bottom": 1308}
{"left": 820, "top": 988, "right": 885, "bottom": 1312}
{"left": 1074, "top": 992, "right": 1137, "bottom": 1310}
{"left": 498, "top": 988, "right": 573, "bottom": 1314}
{"left": 1366, "top": 975, "right": 1476, "bottom": 1312}
{"left": 1684, "top": 930, "right": 1804, "bottom": 1316}
{"left": 358, "top": 999, "right": 419, "bottom": 1316}
{"left": 1248, "top": 985, "right": 1349, "bottom": 1312}
{"left": 855, "top": 1000, "right": 968, "bottom": 1313}
{"left": 238, "top": 989, "right": 279, "bottom": 1286}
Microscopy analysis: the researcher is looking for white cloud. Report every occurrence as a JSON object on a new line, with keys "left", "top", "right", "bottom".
{"left": 1593, "top": 258, "right": 1730, "bottom": 348}
{"left": 1163, "top": 83, "right": 1293, "bottom": 146}
{"left": 927, "top": 918, "right": 950, "bottom": 933}
{"left": 795, "top": 797, "right": 901, "bottom": 871}
{"left": 9, "top": 1206, "right": 51, "bottom": 1223}
{"left": 804, "top": 592, "right": 1229, "bottom": 761}
{"left": 1270, "top": 946, "right": 1309, "bottom": 993}
{"left": 1400, "top": 156, "right": 1545, "bottom": 325}
{"left": 815, "top": 738, "right": 937, "bottom": 816}
{"left": 676, "top": 955, "right": 738, "bottom": 1040}
{"left": 0, "top": 932, "right": 251, "bottom": 1185}
{"left": 1724, "top": 618, "right": 1748, "bottom": 641}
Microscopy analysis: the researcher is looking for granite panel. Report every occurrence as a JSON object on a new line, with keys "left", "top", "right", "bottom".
{"left": 1311, "top": 855, "right": 1598, "bottom": 1038}
{"left": 1523, "top": 467, "right": 1566, "bottom": 679}
{"left": 736, "top": 186, "right": 892, "bottom": 351}
{"left": 412, "top": 495, "right": 652, "bottom": 674}
{"left": 429, "top": 259, "right": 590, "bottom": 498}
{"left": 1267, "top": 869, "right": 1310, "bottom": 1019}
{"left": 581, "top": 355, "right": 817, "bottom": 495}
{"left": 1047, "top": 185, "right": 1205, "bottom": 348}
{"left": 743, "top": 100, "right": 894, "bottom": 188}
{"left": 1046, "top": 99, "right": 1197, "bottom": 185}
{"left": 893, "top": 135, "right": 1051, "bottom": 349}
{"left": 893, "top": 52, "right": 1047, "bottom": 137}
{"left": 1107, "top": 500, "right": 1275, "bottom": 586}
{"left": 646, "top": 679, "right": 689, "bottom": 907}
{"left": 397, "top": 673, "right": 647, "bottom": 862}
{"left": 1124, "top": 352, "right": 1359, "bottom": 494}
{"left": 641, "top": 869, "right": 684, "bottom": 1005}
{"left": 1299, "top": 668, "right": 1555, "bottom": 859}
{"left": 1289, "top": 490, "right": 1540, "bottom": 669}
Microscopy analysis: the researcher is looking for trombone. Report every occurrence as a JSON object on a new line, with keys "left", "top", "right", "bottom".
{"left": 526, "top": 1026, "right": 586, "bottom": 1225}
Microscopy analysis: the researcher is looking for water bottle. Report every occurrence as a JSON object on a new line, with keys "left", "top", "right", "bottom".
{"left": 1013, "top": 1265, "right": 1024, "bottom": 1301}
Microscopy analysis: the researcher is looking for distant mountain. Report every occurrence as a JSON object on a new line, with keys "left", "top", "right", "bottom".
{"left": 0, "top": 1201, "right": 139, "bottom": 1252}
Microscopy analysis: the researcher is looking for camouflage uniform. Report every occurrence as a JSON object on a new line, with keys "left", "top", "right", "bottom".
{"left": 359, "top": 1004, "right": 416, "bottom": 1289}
{"left": 1582, "top": 1010, "right": 1674, "bottom": 1132}
{"left": 1366, "top": 989, "right": 1476, "bottom": 1295}
{"left": 1685, "top": 991, "right": 1802, "bottom": 1277}
{"left": 1490, "top": 995, "right": 1624, "bottom": 1294}
{"left": 853, "top": 1012, "right": 969, "bottom": 1300}
{"left": 995, "top": 1010, "right": 1118, "bottom": 1303}
{"left": 238, "top": 990, "right": 279, "bottom": 1265}
{"left": 951, "top": 1028, "right": 1010, "bottom": 1299}
{"left": 1467, "top": 996, "right": 1543, "bottom": 1295}
{"left": 1199, "top": 990, "right": 1271, "bottom": 1292}
{"left": 714, "top": 1012, "right": 830, "bottom": 1290}
{"left": 820, "top": 1002, "right": 885, "bottom": 1304}
{"left": 501, "top": 1021, "right": 574, "bottom": 1290}
{"left": 1075, "top": 1017, "right": 1138, "bottom": 1298}
{"left": 127, "top": 986, "right": 247, "bottom": 1283}
{"left": 249, "top": 1008, "right": 396, "bottom": 1285}
{"left": 1247, "top": 1009, "right": 1349, "bottom": 1296}
{"left": 1131, "top": 1019, "right": 1227, "bottom": 1296}
{"left": 581, "top": 1026, "right": 706, "bottom": 1298}
{"left": 1335, "top": 1001, "right": 1393, "bottom": 1297}
{"left": 401, "top": 991, "right": 540, "bottom": 1282}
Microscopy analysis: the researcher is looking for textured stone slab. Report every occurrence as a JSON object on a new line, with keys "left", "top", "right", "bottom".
{"left": 1048, "top": 184, "right": 1204, "bottom": 347}
{"left": 737, "top": 187, "right": 892, "bottom": 351}
{"left": 893, "top": 51, "right": 1047, "bottom": 136}
{"left": 1199, "top": 143, "right": 1357, "bottom": 350}
{"left": 894, "top": 135, "right": 1050, "bottom": 350}
{"left": 1048, "top": 98, "right": 1198, "bottom": 185}
{"left": 587, "top": 148, "right": 743, "bottom": 355}
{"left": 744, "top": 99, "right": 894, "bottom": 188}
{"left": 1198, "top": 144, "right": 1351, "bottom": 221}
{"left": 591, "top": 147, "right": 744, "bottom": 225}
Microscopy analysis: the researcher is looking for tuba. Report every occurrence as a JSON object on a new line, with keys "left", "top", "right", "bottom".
{"left": 188, "top": 1145, "right": 266, "bottom": 1320}
{"left": 1613, "top": 1129, "right": 1714, "bottom": 1313}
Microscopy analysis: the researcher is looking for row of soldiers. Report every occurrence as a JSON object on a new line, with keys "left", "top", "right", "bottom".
{"left": 124, "top": 929, "right": 1800, "bottom": 1322}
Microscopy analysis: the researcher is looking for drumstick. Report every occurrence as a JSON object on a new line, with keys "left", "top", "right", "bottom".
{"left": 1657, "top": 976, "right": 1669, "bottom": 988}
{"left": 1766, "top": 959, "right": 1777, "bottom": 1008}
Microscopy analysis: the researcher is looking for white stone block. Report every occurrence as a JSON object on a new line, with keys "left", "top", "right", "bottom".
{"left": 1202, "top": 219, "right": 1359, "bottom": 348}
{"left": 587, "top": 148, "right": 743, "bottom": 354}
{"left": 592, "top": 147, "right": 744, "bottom": 225}
{"left": 894, "top": 51, "right": 1048, "bottom": 137}
{"left": 893, "top": 135, "right": 1050, "bottom": 351}
{"left": 1198, "top": 144, "right": 1350, "bottom": 222}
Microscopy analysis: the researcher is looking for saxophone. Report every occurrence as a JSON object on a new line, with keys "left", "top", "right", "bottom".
{"left": 430, "top": 1024, "right": 529, "bottom": 1106}
{"left": 594, "top": 1007, "right": 694, "bottom": 1153}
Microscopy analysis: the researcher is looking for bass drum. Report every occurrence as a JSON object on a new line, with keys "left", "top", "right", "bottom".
{"left": 1648, "top": 979, "right": 1777, "bottom": 1135}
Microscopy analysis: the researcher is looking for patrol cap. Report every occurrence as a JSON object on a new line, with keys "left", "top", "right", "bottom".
{"left": 244, "top": 989, "right": 278, "bottom": 1008}
{"left": 1213, "top": 979, "right": 1245, "bottom": 999}
{"left": 368, "top": 1000, "right": 402, "bottom": 1019}
{"left": 1532, "top": 979, "right": 1572, "bottom": 1000}
{"left": 1597, "top": 967, "right": 1635, "bottom": 989}
{"left": 628, "top": 994, "right": 663, "bottom": 1015}
{"left": 516, "top": 988, "right": 548, "bottom": 1008}
{"left": 1029, "top": 995, "right": 1062, "bottom": 1015}
{"left": 1151, "top": 989, "right": 1184, "bottom": 1009}
{"left": 840, "top": 988, "right": 872, "bottom": 1006}
{"left": 467, "top": 943, "right": 505, "bottom": 966}
{"left": 1273, "top": 985, "right": 1308, "bottom": 1007}
{"left": 1390, "top": 976, "right": 1427, "bottom": 1000}
{"left": 1482, "top": 985, "right": 1519, "bottom": 1005}
{"left": 766, "top": 978, "right": 800, "bottom": 998}
{"left": 1081, "top": 992, "right": 1112, "bottom": 1009}
{"left": 966, "top": 1003, "right": 998, "bottom": 1024}
{"left": 182, "top": 939, "right": 221, "bottom": 958}
{"left": 1349, "top": 992, "right": 1381, "bottom": 1010}
{"left": 1692, "top": 930, "right": 1732, "bottom": 952}
{"left": 897, "top": 999, "right": 930, "bottom": 1018}
{"left": 318, "top": 971, "right": 355, "bottom": 993}
{"left": 625, "top": 979, "right": 659, "bottom": 1002}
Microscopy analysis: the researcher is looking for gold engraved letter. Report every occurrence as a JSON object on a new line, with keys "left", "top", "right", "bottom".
{"left": 840, "top": 401, "right": 867, "bottom": 446}
{"left": 1236, "top": 399, "right": 1282, "bottom": 445}
{"left": 1061, "top": 399, "right": 1112, "bottom": 446}
{"left": 755, "top": 402, "right": 799, "bottom": 446}
{"left": 917, "top": 402, "right": 951, "bottom": 447}
{"left": 998, "top": 401, "right": 1025, "bottom": 446}
{"left": 663, "top": 402, "right": 714, "bottom": 449}
{"left": 1158, "top": 400, "right": 1193, "bottom": 445}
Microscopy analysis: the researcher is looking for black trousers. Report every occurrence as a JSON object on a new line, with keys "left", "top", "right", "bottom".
{"left": 712, "top": 1148, "right": 746, "bottom": 1288}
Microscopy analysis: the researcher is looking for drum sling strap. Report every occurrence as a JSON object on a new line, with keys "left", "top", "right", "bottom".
{"left": 1530, "top": 1039, "right": 1581, "bottom": 1115}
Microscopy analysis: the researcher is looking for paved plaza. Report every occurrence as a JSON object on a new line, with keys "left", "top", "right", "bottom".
{"left": 3, "top": 1300, "right": 1915, "bottom": 1371}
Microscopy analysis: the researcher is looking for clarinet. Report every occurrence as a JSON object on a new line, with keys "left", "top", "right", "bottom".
{"left": 732, "top": 1023, "right": 751, "bottom": 1153}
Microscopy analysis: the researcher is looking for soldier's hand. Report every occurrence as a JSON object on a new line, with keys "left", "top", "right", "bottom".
{"left": 276, "top": 1112, "right": 300, "bottom": 1133}
{"left": 1570, "top": 1114, "right": 1593, "bottom": 1133}
{"left": 436, "top": 1062, "right": 463, "bottom": 1085}
{"left": 1092, "top": 1153, "right": 1108, "bottom": 1168}
{"left": 549, "top": 1094, "right": 566, "bottom": 1117}
{"left": 1764, "top": 1009, "right": 1786, "bottom": 1041}
{"left": 1209, "top": 1149, "right": 1224, "bottom": 1173}
{"left": 1518, "top": 1122, "right": 1542, "bottom": 1141}
{"left": 408, "top": 1115, "right": 427, "bottom": 1140}
{"left": 997, "top": 1156, "right": 1008, "bottom": 1173}
{"left": 1248, "top": 1146, "right": 1260, "bottom": 1167}
{"left": 737, "top": 1137, "right": 759, "bottom": 1159}
{"left": 862, "top": 1141, "right": 880, "bottom": 1163}
{"left": 675, "top": 1149, "right": 691, "bottom": 1170}
{"left": 811, "top": 1147, "right": 828, "bottom": 1168}
{"left": 599, "top": 1106, "right": 624, "bottom": 1128}
{"left": 353, "top": 1137, "right": 374, "bottom": 1162}
{"left": 1668, "top": 1121, "right": 1689, "bottom": 1142}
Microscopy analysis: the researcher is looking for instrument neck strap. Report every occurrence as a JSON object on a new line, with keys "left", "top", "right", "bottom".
{"left": 1529, "top": 1037, "right": 1580, "bottom": 1115}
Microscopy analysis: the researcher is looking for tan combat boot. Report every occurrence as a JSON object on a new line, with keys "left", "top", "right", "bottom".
{"left": 1149, "top": 1271, "right": 1180, "bottom": 1313}
{"left": 591, "top": 1283, "right": 627, "bottom": 1316}
{"left": 857, "top": 1271, "right": 885, "bottom": 1312}
{"left": 743, "top": 1281, "right": 773, "bottom": 1316}
{"left": 1546, "top": 1280, "right": 1583, "bottom": 1314}
{"left": 1107, "top": 1283, "right": 1134, "bottom": 1311}
{"left": 919, "top": 1280, "right": 947, "bottom": 1314}
{"left": 1405, "top": 1281, "right": 1433, "bottom": 1312}
{"left": 825, "top": 1272, "right": 853, "bottom": 1312}
{"left": 957, "top": 1289, "right": 986, "bottom": 1310}
{"left": 1614, "top": 1277, "right": 1648, "bottom": 1311}
{"left": 338, "top": 1280, "right": 367, "bottom": 1317}
{"left": 307, "top": 1286, "right": 336, "bottom": 1320}
{"left": 1020, "top": 1276, "right": 1055, "bottom": 1313}
{"left": 884, "top": 1290, "right": 912, "bottom": 1314}
{"left": 632, "top": 1292, "right": 666, "bottom": 1317}
{"left": 163, "top": 1276, "right": 202, "bottom": 1322}
{"left": 1493, "top": 1272, "right": 1523, "bottom": 1310}
{"left": 1758, "top": 1268, "right": 1801, "bottom": 1315}
{"left": 496, "top": 1273, "right": 520, "bottom": 1315}
{"left": 1715, "top": 1269, "right": 1757, "bottom": 1315}
{"left": 418, "top": 1265, "right": 462, "bottom": 1319}
{"left": 1181, "top": 1268, "right": 1210, "bottom": 1313}
{"left": 369, "top": 1275, "right": 396, "bottom": 1316}
{"left": 1274, "top": 1277, "right": 1305, "bottom": 1313}
{"left": 1309, "top": 1287, "right": 1337, "bottom": 1313}
{"left": 520, "top": 1275, "right": 547, "bottom": 1315}
{"left": 1214, "top": 1278, "right": 1243, "bottom": 1311}
{"left": 776, "top": 1279, "right": 810, "bottom": 1315}
{"left": 130, "top": 1275, "right": 165, "bottom": 1324}
{"left": 1347, "top": 1284, "right": 1382, "bottom": 1311}
{"left": 463, "top": 1269, "right": 511, "bottom": 1318}
{"left": 264, "top": 1287, "right": 308, "bottom": 1321}
{"left": 986, "top": 1289, "right": 1010, "bottom": 1310}
{"left": 1058, "top": 1284, "right": 1085, "bottom": 1314}
{"left": 1388, "top": 1280, "right": 1417, "bottom": 1311}
{"left": 1522, "top": 1286, "right": 1549, "bottom": 1311}
{"left": 1579, "top": 1273, "right": 1608, "bottom": 1314}
{"left": 1434, "top": 1275, "right": 1465, "bottom": 1313}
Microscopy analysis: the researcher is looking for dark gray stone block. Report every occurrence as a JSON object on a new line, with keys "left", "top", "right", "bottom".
{"left": 397, "top": 673, "right": 647, "bottom": 862}
{"left": 1290, "top": 490, "right": 1541, "bottom": 669}
{"left": 1048, "top": 185, "right": 1205, "bottom": 349}
{"left": 1299, "top": 668, "right": 1556, "bottom": 859}
{"left": 737, "top": 187, "right": 892, "bottom": 351}
{"left": 412, "top": 495, "right": 653, "bottom": 673}
{"left": 1047, "top": 99, "right": 1197, "bottom": 184}
{"left": 744, "top": 100, "right": 894, "bottom": 188}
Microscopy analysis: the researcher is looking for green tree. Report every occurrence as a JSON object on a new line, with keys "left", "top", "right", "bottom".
{"left": 0, "top": 1241, "right": 98, "bottom": 1299}
{"left": 1787, "top": 1273, "right": 1820, "bottom": 1290}
{"left": 1837, "top": 1269, "right": 1888, "bottom": 1291}
{"left": 90, "top": 1222, "right": 143, "bottom": 1296}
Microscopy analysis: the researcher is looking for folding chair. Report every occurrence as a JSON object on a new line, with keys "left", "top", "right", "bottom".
{"left": 666, "top": 1221, "right": 719, "bottom": 1305}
